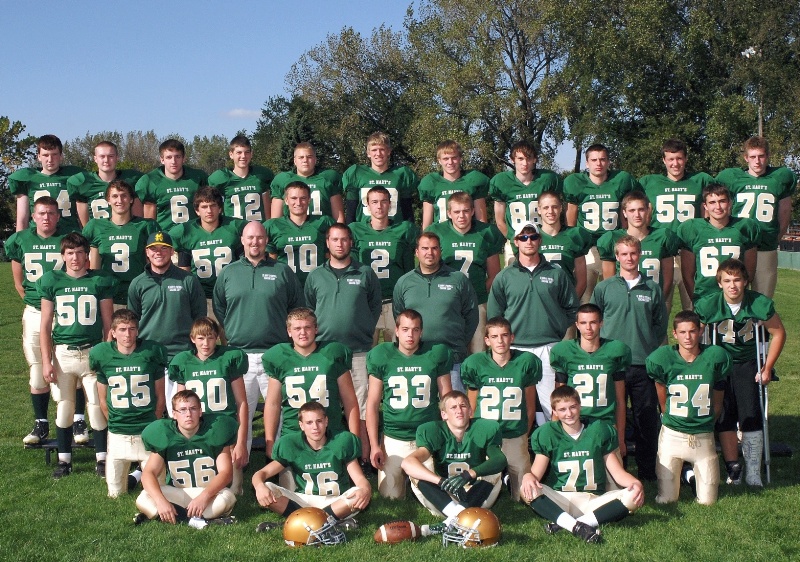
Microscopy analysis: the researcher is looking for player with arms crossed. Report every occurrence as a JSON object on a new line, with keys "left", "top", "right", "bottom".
{"left": 520, "top": 386, "right": 644, "bottom": 544}
{"left": 426, "top": 192, "right": 504, "bottom": 353}
{"left": 677, "top": 183, "right": 759, "bottom": 303}
{"left": 646, "top": 310, "right": 730, "bottom": 504}
{"left": 490, "top": 140, "right": 562, "bottom": 265}
{"left": 261, "top": 308, "right": 360, "bottom": 459}
{"left": 208, "top": 134, "right": 274, "bottom": 222}
{"left": 639, "top": 139, "right": 714, "bottom": 311}
{"left": 271, "top": 141, "right": 343, "bottom": 222}
{"left": 68, "top": 140, "right": 144, "bottom": 224}
{"left": 92, "top": 309, "right": 167, "bottom": 497}
{"left": 401, "top": 391, "right": 506, "bottom": 531}
{"left": 134, "top": 389, "right": 238, "bottom": 527}
{"left": 343, "top": 132, "right": 417, "bottom": 224}
{"left": 135, "top": 139, "right": 207, "bottom": 231}
{"left": 350, "top": 186, "right": 418, "bottom": 344}
{"left": 461, "top": 317, "right": 541, "bottom": 501}
{"left": 38, "top": 232, "right": 116, "bottom": 478}
{"left": 695, "top": 259, "right": 786, "bottom": 487}
{"left": 366, "top": 309, "right": 453, "bottom": 498}
{"left": 83, "top": 179, "right": 159, "bottom": 307}
{"left": 10, "top": 134, "right": 84, "bottom": 232}
{"left": 551, "top": 304, "right": 631, "bottom": 455}
{"left": 418, "top": 140, "right": 489, "bottom": 228}
{"left": 716, "top": 136, "right": 796, "bottom": 297}
{"left": 169, "top": 317, "right": 249, "bottom": 494}
{"left": 252, "top": 401, "right": 370, "bottom": 529}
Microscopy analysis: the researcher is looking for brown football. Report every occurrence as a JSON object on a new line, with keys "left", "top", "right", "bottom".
{"left": 374, "top": 520, "right": 420, "bottom": 543}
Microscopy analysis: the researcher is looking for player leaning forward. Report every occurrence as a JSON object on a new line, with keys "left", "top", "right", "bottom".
{"left": 520, "top": 386, "right": 644, "bottom": 544}
{"left": 401, "top": 391, "right": 507, "bottom": 531}
{"left": 38, "top": 232, "right": 116, "bottom": 478}
{"left": 135, "top": 389, "right": 238, "bottom": 527}
{"left": 92, "top": 309, "right": 167, "bottom": 497}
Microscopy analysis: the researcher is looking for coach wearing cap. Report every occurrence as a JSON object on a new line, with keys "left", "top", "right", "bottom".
{"left": 487, "top": 222, "right": 580, "bottom": 422}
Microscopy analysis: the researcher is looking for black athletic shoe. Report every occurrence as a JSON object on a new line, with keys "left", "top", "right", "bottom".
{"left": 255, "top": 521, "right": 279, "bottom": 532}
{"left": 53, "top": 461, "right": 73, "bottom": 479}
{"left": 572, "top": 522, "right": 602, "bottom": 543}
{"left": 73, "top": 419, "right": 89, "bottom": 444}
{"left": 544, "top": 521, "right": 562, "bottom": 535}
{"left": 726, "top": 461, "right": 743, "bottom": 485}
{"left": 133, "top": 512, "right": 149, "bottom": 525}
{"left": 96, "top": 460, "right": 106, "bottom": 478}
{"left": 359, "top": 459, "right": 374, "bottom": 477}
{"left": 23, "top": 420, "right": 49, "bottom": 445}
{"left": 207, "top": 516, "right": 237, "bottom": 526}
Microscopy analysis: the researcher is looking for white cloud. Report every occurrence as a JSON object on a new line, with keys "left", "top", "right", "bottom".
{"left": 223, "top": 108, "right": 260, "bottom": 119}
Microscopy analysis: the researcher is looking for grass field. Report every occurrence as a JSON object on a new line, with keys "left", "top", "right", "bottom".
{"left": 1, "top": 262, "right": 798, "bottom": 561}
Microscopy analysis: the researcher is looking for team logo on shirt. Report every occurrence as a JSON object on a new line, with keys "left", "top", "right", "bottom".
{"left": 539, "top": 276, "right": 554, "bottom": 284}
{"left": 636, "top": 295, "right": 651, "bottom": 303}
{"left": 437, "top": 284, "right": 454, "bottom": 291}
{"left": 262, "top": 274, "right": 277, "bottom": 281}
{"left": 168, "top": 286, "right": 183, "bottom": 292}
{"left": 347, "top": 279, "right": 362, "bottom": 286}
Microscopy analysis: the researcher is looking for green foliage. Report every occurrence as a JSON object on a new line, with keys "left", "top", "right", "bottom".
{"left": 0, "top": 116, "right": 36, "bottom": 234}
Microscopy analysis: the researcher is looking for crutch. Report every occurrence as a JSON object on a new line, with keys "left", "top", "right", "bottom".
{"left": 754, "top": 321, "right": 771, "bottom": 484}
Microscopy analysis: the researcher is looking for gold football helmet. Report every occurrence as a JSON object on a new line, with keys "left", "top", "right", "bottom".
{"left": 442, "top": 507, "right": 501, "bottom": 548}
{"left": 283, "top": 507, "right": 346, "bottom": 547}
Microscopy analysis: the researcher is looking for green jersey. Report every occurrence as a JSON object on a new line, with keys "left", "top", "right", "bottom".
{"left": 265, "top": 215, "right": 335, "bottom": 286}
{"left": 37, "top": 269, "right": 116, "bottom": 345}
{"left": 262, "top": 342, "right": 352, "bottom": 436}
{"left": 67, "top": 169, "right": 144, "bottom": 220}
{"left": 425, "top": 220, "right": 505, "bottom": 304}
{"left": 208, "top": 165, "right": 274, "bottom": 221}
{"left": 272, "top": 430, "right": 361, "bottom": 496}
{"left": 367, "top": 342, "right": 453, "bottom": 441}
{"left": 350, "top": 220, "right": 418, "bottom": 299}
{"left": 342, "top": 164, "right": 418, "bottom": 222}
{"left": 639, "top": 172, "right": 714, "bottom": 232}
{"left": 418, "top": 170, "right": 490, "bottom": 223}
{"left": 488, "top": 169, "right": 562, "bottom": 240}
{"left": 270, "top": 169, "right": 342, "bottom": 219}
{"left": 9, "top": 165, "right": 85, "bottom": 230}
{"left": 694, "top": 290, "right": 776, "bottom": 363}
{"left": 563, "top": 171, "right": 639, "bottom": 242}
{"left": 716, "top": 166, "right": 797, "bottom": 251}
{"left": 550, "top": 339, "right": 631, "bottom": 423}
{"left": 530, "top": 419, "right": 618, "bottom": 494}
{"left": 83, "top": 216, "right": 160, "bottom": 303}
{"left": 393, "top": 265, "right": 479, "bottom": 363}
{"left": 168, "top": 346, "right": 248, "bottom": 418}
{"left": 170, "top": 217, "right": 245, "bottom": 298}
{"left": 460, "top": 349, "right": 542, "bottom": 438}
{"left": 212, "top": 256, "right": 302, "bottom": 353}
{"left": 128, "top": 264, "right": 206, "bottom": 360}
{"left": 416, "top": 419, "right": 505, "bottom": 478}
{"left": 91, "top": 340, "right": 168, "bottom": 435}
{"left": 676, "top": 217, "right": 760, "bottom": 301}
{"left": 646, "top": 344, "right": 731, "bottom": 434}
{"left": 596, "top": 227, "right": 680, "bottom": 289}
{"left": 5, "top": 225, "right": 74, "bottom": 308}
{"left": 135, "top": 166, "right": 208, "bottom": 230}
{"left": 538, "top": 226, "right": 593, "bottom": 287}
{"left": 142, "top": 416, "right": 238, "bottom": 488}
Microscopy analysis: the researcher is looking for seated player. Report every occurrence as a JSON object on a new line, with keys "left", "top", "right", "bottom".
{"left": 169, "top": 318, "right": 249, "bottom": 494}
{"left": 461, "top": 316, "right": 541, "bottom": 501}
{"left": 134, "top": 390, "right": 238, "bottom": 527}
{"left": 694, "top": 259, "right": 786, "bottom": 487}
{"left": 252, "top": 401, "right": 371, "bottom": 529}
{"left": 646, "top": 310, "right": 730, "bottom": 505}
{"left": 401, "top": 391, "right": 506, "bottom": 532}
{"left": 520, "top": 386, "right": 644, "bottom": 544}
{"left": 92, "top": 309, "right": 167, "bottom": 497}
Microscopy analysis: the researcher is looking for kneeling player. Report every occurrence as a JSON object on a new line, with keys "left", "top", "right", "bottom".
{"left": 252, "top": 401, "right": 371, "bottom": 528}
{"left": 647, "top": 311, "right": 730, "bottom": 505}
{"left": 135, "top": 390, "right": 238, "bottom": 527}
{"left": 520, "top": 386, "right": 643, "bottom": 543}
{"left": 92, "top": 309, "right": 167, "bottom": 497}
{"left": 401, "top": 391, "right": 506, "bottom": 533}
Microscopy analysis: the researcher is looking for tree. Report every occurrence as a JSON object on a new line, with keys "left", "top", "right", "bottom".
{"left": 0, "top": 116, "right": 36, "bottom": 235}
{"left": 187, "top": 134, "right": 229, "bottom": 174}
{"left": 252, "top": 95, "right": 292, "bottom": 171}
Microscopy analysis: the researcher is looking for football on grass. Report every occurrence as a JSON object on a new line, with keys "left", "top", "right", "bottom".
{"left": 374, "top": 520, "right": 420, "bottom": 543}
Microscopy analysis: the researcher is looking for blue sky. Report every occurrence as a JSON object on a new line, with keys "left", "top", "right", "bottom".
{"left": 2, "top": 0, "right": 410, "bottom": 143}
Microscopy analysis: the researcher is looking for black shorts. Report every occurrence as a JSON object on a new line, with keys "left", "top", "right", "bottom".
{"left": 715, "top": 359, "right": 764, "bottom": 433}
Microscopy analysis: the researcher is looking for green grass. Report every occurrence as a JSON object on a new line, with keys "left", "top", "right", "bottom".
{"left": 1, "top": 262, "right": 799, "bottom": 561}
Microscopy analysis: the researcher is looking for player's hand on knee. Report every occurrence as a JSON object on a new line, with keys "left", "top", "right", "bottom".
{"left": 370, "top": 448, "right": 385, "bottom": 470}
{"left": 232, "top": 443, "right": 248, "bottom": 468}
{"left": 440, "top": 473, "right": 473, "bottom": 499}
{"left": 156, "top": 498, "right": 178, "bottom": 524}
{"left": 629, "top": 480, "right": 645, "bottom": 507}
{"left": 520, "top": 473, "right": 542, "bottom": 503}
{"left": 186, "top": 492, "right": 211, "bottom": 518}
{"left": 347, "top": 487, "right": 371, "bottom": 510}
{"left": 255, "top": 486, "right": 276, "bottom": 507}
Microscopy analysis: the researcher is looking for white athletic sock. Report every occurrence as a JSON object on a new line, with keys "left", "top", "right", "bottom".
{"left": 96, "top": 452, "right": 107, "bottom": 461}
{"left": 577, "top": 513, "right": 599, "bottom": 527}
{"left": 556, "top": 512, "right": 578, "bottom": 531}
{"left": 73, "top": 414, "right": 85, "bottom": 422}
{"left": 442, "top": 502, "right": 465, "bottom": 519}
{"left": 129, "top": 469, "right": 143, "bottom": 483}
{"left": 58, "top": 453, "right": 72, "bottom": 464}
